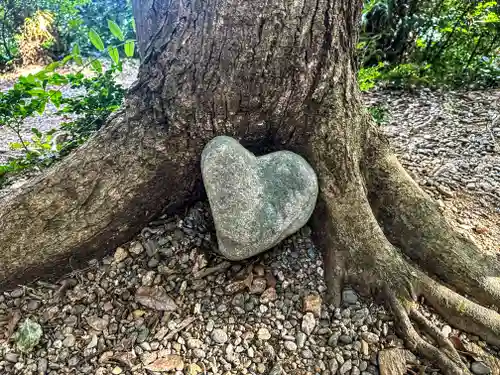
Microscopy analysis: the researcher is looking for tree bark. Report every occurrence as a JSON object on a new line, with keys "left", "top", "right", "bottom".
{"left": 0, "top": 1, "right": 499, "bottom": 373}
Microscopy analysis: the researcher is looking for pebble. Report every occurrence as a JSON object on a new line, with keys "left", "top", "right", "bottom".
{"left": 257, "top": 327, "right": 271, "bottom": 341}
{"left": 129, "top": 241, "right": 144, "bottom": 255}
{"left": 301, "top": 312, "right": 316, "bottom": 335}
{"left": 284, "top": 340, "right": 297, "bottom": 351}
{"left": 296, "top": 332, "right": 307, "bottom": 348}
{"left": 471, "top": 361, "right": 491, "bottom": 375}
{"left": 342, "top": 289, "right": 358, "bottom": 304}
{"left": 361, "top": 332, "right": 379, "bottom": 344}
{"left": 211, "top": 329, "right": 228, "bottom": 344}
{"left": 329, "top": 358, "right": 339, "bottom": 373}
{"left": 5, "top": 353, "right": 18, "bottom": 363}
{"left": 303, "top": 294, "right": 322, "bottom": 317}
{"left": 10, "top": 288, "right": 23, "bottom": 298}
{"left": 113, "top": 247, "right": 128, "bottom": 262}
{"left": 340, "top": 359, "right": 352, "bottom": 375}
{"left": 302, "top": 349, "right": 313, "bottom": 359}
{"left": 63, "top": 334, "right": 76, "bottom": 347}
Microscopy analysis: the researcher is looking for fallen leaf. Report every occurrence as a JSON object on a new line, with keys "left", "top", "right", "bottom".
{"left": 145, "top": 355, "right": 184, "bottom": 372}
{"left": 132, "top": 309, "right": 146, "bottom": 318}
{"left": 243, "top": 269, "right": 254, "bottom": 289}
{"left": 135, "top": 286, "right": 178, "bottom": 311}
{"left": 87, "top": 316, "right": 109, "bottom": 331}
{"left": 5, "top": 310, "right": 21, "bottom": 339}
{"left": 449, "top": 335, "right": 468, "bottom": 352}
{"left": 265, "top": 270, "right": 277, "bottom": 288}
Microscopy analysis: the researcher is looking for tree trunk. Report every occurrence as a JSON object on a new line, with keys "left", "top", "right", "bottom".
{"left": 1, "top": 1, "right": 500, "bottom": 373}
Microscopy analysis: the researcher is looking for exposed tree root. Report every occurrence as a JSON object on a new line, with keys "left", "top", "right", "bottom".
{"left": 317, "top": 158, "right": 500, "bottom": 374}
{"left": 419, "top": 274, "right": 500, "bottom": 347}
{"left": 387, "top": 291, "right": 470, "bottom": 375}
{"left": 366, "top": 152, "right": 500, "bottom": 308}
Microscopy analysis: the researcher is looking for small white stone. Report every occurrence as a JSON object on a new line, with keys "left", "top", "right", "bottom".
{"left": 284, "top": 340, "right": 297, "bottom": 351}
{"left": 257, "top": 327, "right": 271, "bottom": 341}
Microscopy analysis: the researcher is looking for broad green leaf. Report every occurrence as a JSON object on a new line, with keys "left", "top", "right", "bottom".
{"left": 9, "top": 142, "right": 25, "bottom": 150}
{"left": 89, "top": 29, "right": 105, "bottom": 51}
{"left": 91, "top": 59, "right": 103, "bottom": 73}
{"left": 28, "top": 88, "right": 46, "bottom": 96}
{"left": 72, "top": 43, "right": 80, "bottom": 56}
{"left": 107, "top": 19, "right": 124, "bottom": 41}
{"left": 49, "top": 90, "right": 63, "bottom": 107}
{"left": 124, "top": 40, "right": 135, "bottom": 57}
{"left": 74, "top": 55, "right": 83, "bottom": 65}
{"left": 31, "top": 128, "right": 42, "bottom": 138}
{"left": 62, "top": 54, "right": 73, "bottom": 65}
{"left": 45, "top": 61, "right": 59, "bottom": 72}
{"left": 108, "top": 46, "right": 120, "bottom": 65}
{"left": 36, "top": 101, "right": 46, "bottom": 115}
{"left": 131, "top": 19, "right": 136, "bottom": 32}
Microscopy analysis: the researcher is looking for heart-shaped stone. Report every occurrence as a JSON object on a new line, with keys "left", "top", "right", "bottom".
{"left": 201, "top": 136, "right": 318, "bottom": 260}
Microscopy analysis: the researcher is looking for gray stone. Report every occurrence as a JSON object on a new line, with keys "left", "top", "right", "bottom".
{"left": 201, "top": 136, "right": 318, "bottom": 260}
{"left": 471, "top": 361, "right": 491, "bottom": 375}
{"left": 302, "top": 349, "right": 313, "bottom": 359}
{"left": 63, "top": 334, "right": 76, "bottom": 347}
{"left": 301, "top": 312, "right": 316, "bottom": 335}
{"left": 342, "top": 289, "right": 358, "bottom": 305}
{"left": 339, "top": 335, "right": 353, "bottom": 345}
{"left": 38, "top": 358, "right": 48, "bottom": 373}
{"left": 211, "top": 329, "right": 228, "bottom": 344}
{"left": 296, "top": 332, "right": 307, "bottom": 348}
{"left": 284, "top": 340, "right": 297, "bottom": 351}
{"left": 329, "top": 358, "right": 339, "bottom": 374}
{"left": 361, "top": 332, "right": 379, "bottom": 344}
{"left": 5, "top": 353, "right": 18, "bottom": 363}
{"left": 187, "top": 338, "right": 203, "bottom": 349}
{"left": 193, "top": 348, "right": 206, "bottom": 358}
{"left": 257, "top": 328, "right": 271, "bottom": 341}
{"left": 340, "top": 359, "right": 352, "bottom": 375}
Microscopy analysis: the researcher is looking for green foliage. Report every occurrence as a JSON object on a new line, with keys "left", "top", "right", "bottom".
{"left": 107, "top": 19, "right": 124, "bottom": 41}
{"left": 89, "top": 28, "right": 105, "bottom": 51}
{"left": 124, "top": 39, "right": 135, "bottom": 57}
{"left": 358, "top": 63, "right": 384, "bottom": 91}
{"left": 14, "top": 319, "right": 43, "bottom": 353}
{"left": 57, "top": 68, "right": 125, "bottom": 154}
{"left": 0, "top": 0, "right": 135, "bottom": 67}
{"left": 368, "top": 105, "right": 389, "bottom": 125}
{"left": 77, "top": 0, "right": 134, "bottom": 51}
{"left": 0, "top": 65, "right": 125, "bottom": 185}
{"left": 0, "top": 20, "right": 130, "bottom": 187}
{"left": 360, "top": 0, "right": 500, "bottom": 88}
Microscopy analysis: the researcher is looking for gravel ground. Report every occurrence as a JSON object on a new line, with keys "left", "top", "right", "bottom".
{"left": 0, "top": 69, "right": 499, "bottom": 374}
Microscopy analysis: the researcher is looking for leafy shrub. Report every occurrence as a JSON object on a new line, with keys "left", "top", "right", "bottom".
{"left": 368, "top": 105, "right": 389, "bottom": 125}
{"left": 58, "top": 67, "right": 125, "bottom": 154}
{"left": 76, "top": 0, "right": 134, "bottom": 54}
{"left": 358, "top": 63, "right": 384, "bottom": 91}
{"left": 360, "top": 0, "right": 500, "bottom": 88}
{"left": 0, "top": 23, "right": 132, "bottom": 187}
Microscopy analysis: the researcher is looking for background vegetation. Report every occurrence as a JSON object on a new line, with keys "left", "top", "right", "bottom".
{"left": 358, "top": 0, "right": 500, "bottom": 89}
